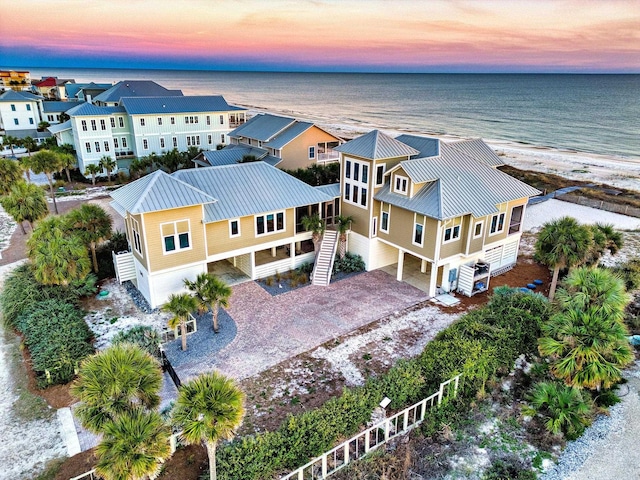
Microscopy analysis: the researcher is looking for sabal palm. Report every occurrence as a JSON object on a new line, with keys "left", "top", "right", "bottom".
{"left": 67, "top": 204, "right": 113, "bottom": 273}
{"left": 534, "top": 216, "right": 593, "bottom": 300}
{"left": 29, "top": 150, "right": 65, "bottom": 214}
{"left": 172, "top": 372, "right": 245, "bottom": 480}
{"left": 100, "top": 155, "right": 117, "bottom": 182}
{"left": 0, "top": 180, "right": 48, "bottom": 234}
{"left": 2, "top": 135, "right": 19, "bottom": 155}
{"left": 163, "top": 293, "right": 198, "bottom": 351}
{"left": 301, "top": 213, "right": 326, "bottom": 257}
{"left": 27, "top": 215, "right": 91, "bottom": 286}
{"left": 71, "top": 343, "right": 162, "bottom": 434}
{"left": 0, "top": 157, "right": 23, "bottom": 195}
{"left": 95, "top": 407, "right": 171, "bottom": 480}
{"left": 184, "top": 273, "right": 231, "bottom": 333}
{"left": 335, "top": 215, "right": 354, "bottom": 260}
{"left": 85, "top": 163, "right": 102, "bottom": 185}
{"left": 59, "top": 152, "right": 77, "bottom": 183}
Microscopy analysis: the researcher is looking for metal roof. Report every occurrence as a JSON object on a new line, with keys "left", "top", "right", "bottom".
{"left": 110, "top": 170, "right": 217, "bottom": 214}
{"left": 315, "top": 183, "right": 340, "bottom": 198}
{"left": 66, "top": 102, "right": 125, "bottom": 117}
{"left": 47, "top": 120, "right": 72, "bottom": 134}
{"left": 229, "top": 113, "right": 296, "bottom": 142}
{"left": 199, "top": 145, "right": 268, "bottom": 167}
{"left": 447, "top": 138, "right": 504, "bottom": 167}
{"left": 172, "top": 163, "right": 333, "bottom": 223}
{"left": 335, "top": 130, "right": 419, "bottom": 160}
{"left": 264, "top": 121, "right": 313, "bottom": 149}
{"left": 93, "top": 81, "right": 183, "bottom": 103}
{"left": 64, "top": 83, "right": 112, "bottom": 99}
{"left": 42, "top": 101, "right": 79, "bottom": 112}
{"left": 0, "top": 90, "right": 42, "bottom": 102}
{"left": 375, "top": 143, "right": 539, "bottom": 220}
{"left": 395, "top": 134, "right": 440, "bottom": 158}
{"left": 120, "top": 96, "right": 244, "bottom": 115}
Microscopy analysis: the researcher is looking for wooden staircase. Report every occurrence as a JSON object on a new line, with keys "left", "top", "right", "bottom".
{"left": 311, "top": 230, "right": 338, "bottom": 286}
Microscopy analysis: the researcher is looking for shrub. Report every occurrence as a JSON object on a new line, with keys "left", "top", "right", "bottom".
{"left": 296, "top": 262, "right": 314, "bottom": 275}
{"left": 333, "top": 252, "right": 366, "bottom": 274}
{"left": 95, "top": 231, "right": 130, "bottom": 280}
{"left": 613, "top": 258, "right": 640, "bottom": 291}
{"left": 112, "top": 325, "right": 162, "bottom": 359}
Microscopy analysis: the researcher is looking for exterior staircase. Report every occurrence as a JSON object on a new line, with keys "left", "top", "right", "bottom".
{"left": 311, "top": 230, "right": 339, "bottom": 286}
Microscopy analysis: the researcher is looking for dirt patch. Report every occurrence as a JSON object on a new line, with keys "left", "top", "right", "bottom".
{"left": 53, "top": 449, "right": 96, "bottom": 480}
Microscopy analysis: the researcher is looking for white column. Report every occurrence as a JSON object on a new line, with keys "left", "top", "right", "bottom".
{"left": 428, "top": 262, "right": 438, "bottom": 297}
{"left": 250, "top": 251, "right": 256, "bottom": 280}
{"left": 397, "top": 249, "right": 404, "bottom": 282}
{"left": 290, "top": 241, "right": 296, "bottom": 269}
{"left": 441, "top": 264, "right": 451, "bottom": 292}
{"left": 271, "top": 246, "right": 277, "bottom": 257}
{"left": 420, "top": 259, "right": 427, "bottom": 273}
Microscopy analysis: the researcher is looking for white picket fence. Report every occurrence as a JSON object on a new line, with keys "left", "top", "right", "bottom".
{"left": 280, "top": 374, "right": 461, "bottom": 480}
{"left": 69, "top": 470, "right": 97, "bottom": 480}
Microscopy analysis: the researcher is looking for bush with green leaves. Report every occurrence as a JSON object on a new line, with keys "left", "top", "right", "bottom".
{"left": 112, "top": 325, "right": 162, "bottom": 359}
{"left": 332, "top": 252, "right": 366, "bottom": 275}
{"left": 20, "top": 299, "right": 94, "bottom": 386}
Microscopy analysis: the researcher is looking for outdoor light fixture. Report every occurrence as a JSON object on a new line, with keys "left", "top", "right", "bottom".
{"left": 379, "top": 397, "right": 391, "bottom": 409}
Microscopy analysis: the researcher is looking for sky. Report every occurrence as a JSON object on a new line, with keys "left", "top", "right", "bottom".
{"left": 1, "top": 0, "right": 639, "bottom": 73}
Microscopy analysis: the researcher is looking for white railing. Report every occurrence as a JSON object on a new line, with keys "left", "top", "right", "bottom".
{"left": 160, "top": 312, "right": 197, "bottom": 343}
{"left": 69, "top": 470, "right": 98, "bottom": 480}
{"left": 317, "top": 152, "right": 339, "bottom": 162}
{"left": 112, "top": 250, "right": 135, "bottom": 284}
{"left": 280, "top": 374, "right": 461, "bottom": 480}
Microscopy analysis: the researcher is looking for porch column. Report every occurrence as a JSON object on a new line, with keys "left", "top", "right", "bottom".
{"left": 397, "top": 249, "right": 404, "bottom": 282}
{"left": 250, "top": 251, "right": 256, "bottom": 280}
{"left": 420, "top": 259, "right": 427, "bottom": 273}
{"left": 290, "top": 241, "right": 296, "bottom": 269}
{"left": 428, "top": 262, "right": 438, "bottom": 297}
{"left": 441, "top": 264, "right": 451, "bottom": 292}
{"left": 271, "top": 246, "right": 277, "bottom": 257}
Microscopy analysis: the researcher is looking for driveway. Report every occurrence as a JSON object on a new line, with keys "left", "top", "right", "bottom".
{"left": 173, "top": 269, "right": 428, "bottom": 381}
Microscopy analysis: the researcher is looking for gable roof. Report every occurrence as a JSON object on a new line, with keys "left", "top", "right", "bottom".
{"left": 48, "top": 120, "right": 72, "bottom": 134}
{"left": 448, "top": 138, "right": 504, "bottom": 167}
{"left": 0, "top": 90, "right": 42, "bottom": 102}
{"left": 66, "top": 102, "right": 125, "bottom": 116}
{"left": 315, "top": 183, "right": 340, "bottom": 198}
{"left": 42, "top": 101, "right": 79, "bottom": 112}
{"left": 264, "top": 121, "right": 314, "bottom": 149}
{"left": 229, "top": 113, "right": 297, "bottom": 142}
{"left": 120, "top": 95, "right": 244, "bottom": 115}
{"left": 198, "top": 145, "right": 268, "bottom": 167}
{"left": 110, "top": 170, "right": 216, "bottom": 214}
{"left": 375, "top": 143, "right": 539, "bottom": 220}
{"left": 65, "top": 82, "right": 112, "bottom": 99}
{"left": 93, "top": 81, "right": 183, "bottom": 103}
{"left": 395, "top": 134, "right": 440, "bottom": 158}
{"left": 173, "top": 163, "right": 332, "bottom": 223}
{"left": 335, "top": 130, "right": 419, "bottom": 160}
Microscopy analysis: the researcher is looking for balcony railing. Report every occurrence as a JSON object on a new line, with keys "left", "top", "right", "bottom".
{"left": 317, "top": 152, "right": 339, "bottom": 162}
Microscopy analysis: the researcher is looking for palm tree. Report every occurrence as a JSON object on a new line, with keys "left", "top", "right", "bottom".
{"left": 99, "top": 155, "right": 117, "bottom": 182}
{"left": 67, "top": 204, "right": 113, "bottom": 273}
{"left": 534, "top": 216, "right": 593, "bottom": 300}
{"left": 2, "top": 135, "right": 19, "bottom": 156}
{"left": 59, "top": 152, "right": 77, "bottom": 184}
{"left": 0, "top": 157, "right": 23, "bottom": 195}
{"left": 27, "top": 215, "right": 91, "bottom": 286}
{"left": 95, "top": 407, "right": 171, "bottom": 480}
{"left": 162, "top": 293, "right": 198, "bottom": 351}
{"left": 585, "top": 223, "right": 624, "bottom": 266}
{"left": 0, "top": 180, "right": 48, "bottom": 233}
{"left": 20, "top": 136, "right": 38, "bottom": 183}
{"left": 335, "top": 215, "right": 354, "bottom": 260}
{"left": 301, "top": 213, "right": 326, "bottom": 257}
{"left": 85, "top": 163, "right": 102, "bottom": 186}
{"left": 172, "top": 372, "right": 245, "bottom": 480}
{"left": 184, "top": 273, "right": 232, "bottom": 333}
{"left": 71, "top": 343, "right": 162, "bottom": 434}
{"left": 29, "top": 149, "right": 65, "bottom": 214}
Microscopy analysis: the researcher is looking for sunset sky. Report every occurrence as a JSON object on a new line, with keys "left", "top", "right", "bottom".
{"left": 1, "top": 0, "right": 638, "bottom": 72}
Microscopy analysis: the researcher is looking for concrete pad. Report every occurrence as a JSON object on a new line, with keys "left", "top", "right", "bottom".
{"left": 57, "top": 407, "right": 81, "bottom": 457}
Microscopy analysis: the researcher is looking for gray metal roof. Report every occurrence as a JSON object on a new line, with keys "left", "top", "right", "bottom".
{"left": 335, "top": 130, "right": 419, "bottom": 160}
{"left": 66, "top": 102, "right": 125, "bottom": 117}
{"left": 262, "top": 155, "right": 282, "bottom": 167}
{"left": 264, "top": 121, "right": 313, "bottom": 149}
{"left": 199, "top": 145, "right": 268, "bottom": 167}
{"left": 315, "top": 183, "right": 340, "bottom": 198}
{"left": 47, "top": 120, "right": 72, "bottom": 134}
{"left": 173, "top": 163, "right": 333, "bottom": 223}
{"left": 42, "top": 101, "right": 79, "bottom": 112}
{"left": 65, "top": 82, "right": 112, "bottom": 99}
{"left": 375, "top": 143, "right": 539, "bottom": 220}
{"left": 120, "top": 96, "right": 244, "bottom": 115}
{"left": 448, "top": 138, "right": 504, "bottom": 167}
{"left": 110, "top": 170, "right": 217, "bottom": 214}
{"left": 0, "top": 90, "right": 42, "bottom": 102}
{"left": 395, "top": 134, "right": 440, "bottom": 158}
{"left": 229, "top": 113, "right": 296, "bottom": 142}
{"left": 93, "top": 81, "right": 183, "bottom": 103}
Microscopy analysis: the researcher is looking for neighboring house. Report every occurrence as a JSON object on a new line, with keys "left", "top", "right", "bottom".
{"left": 42, "top": 101, "right": 78, "bottom": 125}
{"left": 216, "top": 113, "right": 342, "bottom": 170}
{"left": 93, "top": 80, "right": 183, "bottom": 106}
{"left": 32, "top": 77, "right": 75, "bottom": 100}
{"left": 65, "top": 82, "right": 112, "bottom": 102}
{"left": 335, "top": 130, "right": 540, "bottom": 297}
{"left": 0, "top": 89, "right": 47, "bottom": 141}
{"left": 0, "top": 70, "right": 31, "bottom": 91}
{"left": 110, "top": 162, "right": 334, "bottom": 308}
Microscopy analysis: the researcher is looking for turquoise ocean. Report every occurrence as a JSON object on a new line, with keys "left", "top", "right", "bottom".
{"left": 25, "top": 68, "right": 640, "bottom": 160}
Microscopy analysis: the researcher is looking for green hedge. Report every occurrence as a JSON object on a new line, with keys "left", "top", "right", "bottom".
{"left": 214, "top": 288, "right": 549, "bottom": 479}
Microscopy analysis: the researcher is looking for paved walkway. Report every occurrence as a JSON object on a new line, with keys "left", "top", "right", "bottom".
{"left": 174, "top": 269, "right": 428, "bottom": 381}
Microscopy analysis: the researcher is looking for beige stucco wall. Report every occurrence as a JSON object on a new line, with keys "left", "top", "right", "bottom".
{"left": 279, "top": 126, "right": 340, "bottom": 170}
{"left": 376, "top": 203, "right": 438, "bottom": 260}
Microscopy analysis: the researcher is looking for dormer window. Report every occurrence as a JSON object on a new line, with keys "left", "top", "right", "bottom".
{"left": 394, "top": 175, "right": 409, "bottom": 195}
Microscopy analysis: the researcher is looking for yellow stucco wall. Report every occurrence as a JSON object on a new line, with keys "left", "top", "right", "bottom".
{"left": 279, "top": 126, "right": 340, "bottom": 170}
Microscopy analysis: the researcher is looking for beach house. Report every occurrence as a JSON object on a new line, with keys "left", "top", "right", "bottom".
{"left": 194, "top": 113, "right": 342, "bottom": 170}
{"left": 0, "top": 89, "right": 46, "bottom": 141}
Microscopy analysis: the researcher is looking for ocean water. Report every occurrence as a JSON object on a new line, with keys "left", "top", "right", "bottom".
{"left": 26, "top": 68, "right": 640, "bottom": 159}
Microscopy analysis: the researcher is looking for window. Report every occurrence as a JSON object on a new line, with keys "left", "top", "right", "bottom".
{"left": 140, "top": 118, "right": 145, "bottom": 126}
{"left": 256, "top": 211, "right": 285, "bottom": 236}
{"left": 110, "top": 118, "right": 116, "bottom": 128}
{"left": 157, "top": 117, "right": 162, "bottom": 126}
{"left": 143, "top": 139, "right": 148, "bottom": 150}
{"left": 10, "top": 104, "right": 16, "bottom": 111}
{"left": 81, "top": 120, "right": 87, "bottom": 131}
{"left": 173, "top": 137, "right": 178, "bottom": 148}
{"left": 473, "top": 221, "right": 483, "bottom": 238}
{"left": 394, "top": 174, "right": 409, "bottom": 194}
{"left": 26, "top": 104, "right": 31, "bottom": 111}
{"left": 371, "top": 216, "right": 378, "bottom": 236}
{"left": 118, "top": 117, "right": 124, "bottom": 128}
{"left": 187, "top": 136, "right": 191, "bottom": 146}
{"left": 413, "top": 219, "right": 424, "bottom": 247}
{"left": 375, "top": 165, "right": 386, "bottom": 186}
{"left": 490, "top": 212, "right": 506, "bottom": 235}
{"left": 508, "top": 205, "right": 524, "bottom": 234}
{"left": 380, "top": 203, "right": 390, "bottom": 233}
{"left": 195, "top": 116, "right": 199, "bottom": 124}
{"left": 100, "top": 119, "right": 106, "bottom": 130}
{"left": 206, "top": 115, "right": 211, "bottom": 125}
{"left": 29, "top": 118, "right": 34, "bottom": 125}
{"left": 221, "top": 134, "right": 225, "bottom": 143}
{"left": 47, "top": 114, "right": 54, "bottom": 122}
{"left": 443, "top": 224, "right": 461, "bottom": 243}
{"left": 114, "top": 138, "right": 119, "bottom": 149}
{"left": 309, "top": 146, "right": 315, "bottom": 159}
{"left": 229, "top": 219, "right": 240, "bottom": 238}
{"left": 207, "top": 134, "right": 212, "bottom": 145}
{"left": 219, "top": 115, "right": 224, "bottom": 124}
{"left": 343, "top": 158, "right": 370, "bottom": 208}
{"left": 104, "top": 141, "right": 110, "bottom": 152}
{"left": 160, "top": 137, "right": 165, "bottom": 148}
{"left": 122, "top": 137, "right": 127, "bottom": 148}
{"left": 13, "top": 118, "right": 18, "bottom": 125}
{"left": 170, "top": 117, "right": 175, "bottom": 125}
{"left": 91, "top": 119, "right": 97, "bottom": 131}
{"left": 85, "top": 142, "right": 91, "bottom": 153}
{"left": 131, "top": 218, "right": 142, "bottom": 254}
{"left": 161, "top": 220, "right": 191, "bottom": 254}
{"left": 95, "top": 141, "right": 101, "bottom": 153}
